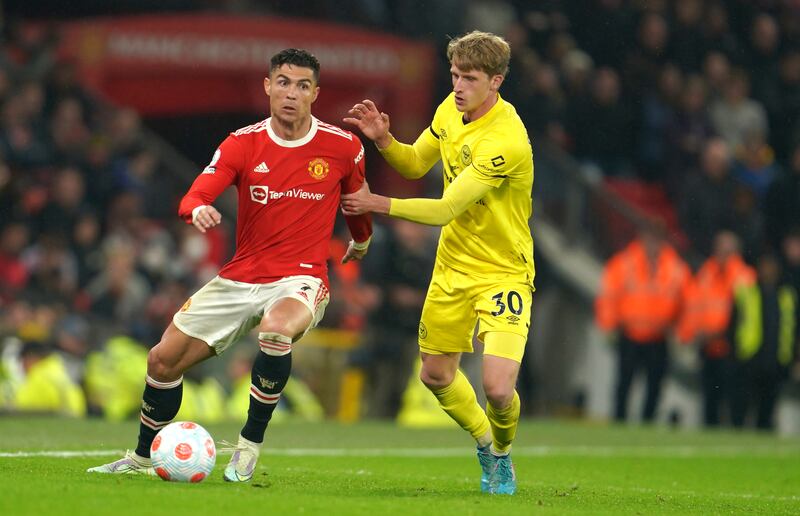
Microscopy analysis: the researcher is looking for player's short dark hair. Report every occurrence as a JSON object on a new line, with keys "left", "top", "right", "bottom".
{"left": 270, "top": 49, "right": 320, "bottom": 83}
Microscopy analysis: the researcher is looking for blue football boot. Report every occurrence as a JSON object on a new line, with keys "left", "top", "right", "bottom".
{"left": 489, "top": 453, "right": 516, "bottom": 495}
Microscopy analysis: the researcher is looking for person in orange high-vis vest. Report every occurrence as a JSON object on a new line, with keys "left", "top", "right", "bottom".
{"left": 678, "top": 231, "right": 755, "bottom": 427}
{"left": 596, "top": 225, "right": 691, "bottom": 422}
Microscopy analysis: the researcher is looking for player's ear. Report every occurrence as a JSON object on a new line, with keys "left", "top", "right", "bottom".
{"left": 490, "top": 74, "right": 504, "bottom": 92}
{"left": 264, "top": 77, "right": 271, "bottom": 97}
{"left": 311, "top": 86, "right": 320, "bottom": 103}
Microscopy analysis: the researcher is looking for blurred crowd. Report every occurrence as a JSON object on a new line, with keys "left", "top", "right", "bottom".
{"left": 2, "top": 1, "right": 800, "bottom": 429}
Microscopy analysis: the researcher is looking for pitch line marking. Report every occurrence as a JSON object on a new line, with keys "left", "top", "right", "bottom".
{"left": 1, "top": 449, "right": 798, "bottom": 503}
{"left": 1, "top": 444, "right": 799, "bottom": 459}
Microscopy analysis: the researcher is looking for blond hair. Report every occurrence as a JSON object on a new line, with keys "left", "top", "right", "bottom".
{"left": 447, "top": 31, "right": 511, "bottom": 77}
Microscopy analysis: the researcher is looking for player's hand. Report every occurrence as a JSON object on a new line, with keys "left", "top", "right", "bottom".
{"left": 341, "top": 240, "right": 369, "bottom": 264}
{"left": 341, "top": 182, "right": 373, "bottom": 216}
{"left": 192, "top": 205, "right": 222, "bottom": 233}
{"left": 343, "top": 99, "right": 392, "bottom": 148}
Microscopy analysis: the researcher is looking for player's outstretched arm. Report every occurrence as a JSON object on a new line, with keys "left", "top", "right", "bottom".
{"left": 341, "top": 172, "right": 492, "bottom": 227}
{"left": 344, "top": 100, "right": 440, "bottom": 180}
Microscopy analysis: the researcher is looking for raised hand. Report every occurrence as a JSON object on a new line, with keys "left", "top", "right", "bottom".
{"left": 343, "top": 99, "right": 392, "bottom": 148}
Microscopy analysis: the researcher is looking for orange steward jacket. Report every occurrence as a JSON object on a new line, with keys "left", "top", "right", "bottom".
{"left": 596, "top": 240, "right": 691, "bottom": 343}
{"left": 677, "top": 255, "right": 755, "bottom": 357}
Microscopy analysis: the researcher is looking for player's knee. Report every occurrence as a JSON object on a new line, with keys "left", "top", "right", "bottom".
{"left": 419, "top": 366, "right": 455, "bottom": 391}
{"left": 147, "top": 346, "right": 181, "bottom": 382}
{"left": 483, "top": 381, "right": 514, "bottom": 409}
{"left": 260, "top": 314, "right": 303, "bottom": 341}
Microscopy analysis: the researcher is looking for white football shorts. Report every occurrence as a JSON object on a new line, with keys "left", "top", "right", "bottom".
{"left": 172, "top": 275, "right": 329, "bottom": 354}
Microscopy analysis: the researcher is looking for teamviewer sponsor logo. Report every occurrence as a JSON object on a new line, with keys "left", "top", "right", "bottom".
{"left": 250, "top": 185, "right": 269, "bottom": 204}
{"left": 250, "top": 185, "right": 325, "bottom": 205}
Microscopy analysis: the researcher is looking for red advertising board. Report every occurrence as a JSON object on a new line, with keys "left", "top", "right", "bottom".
{"left": 53, "top": 14, "right": 437, "bottom": 193}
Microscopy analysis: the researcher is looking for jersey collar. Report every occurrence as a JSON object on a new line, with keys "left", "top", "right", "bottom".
{"left": 266, "top": 116, "right": 319, "bottom": 147}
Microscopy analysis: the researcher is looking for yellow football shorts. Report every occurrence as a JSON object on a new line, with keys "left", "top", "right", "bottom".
{"left": 418, "top": 261, "right": 532, "bottom": 362}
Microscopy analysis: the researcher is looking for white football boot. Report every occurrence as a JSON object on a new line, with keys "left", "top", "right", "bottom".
{"left": 87, "top": 450, "right": 156, "bottom": 475}
{"left": 221, "top": 435, "right": 261, "bottom": 482}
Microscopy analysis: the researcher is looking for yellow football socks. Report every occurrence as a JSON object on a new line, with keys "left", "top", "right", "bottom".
{"left": 486, "top": 390, "right": 520, "bottom": 455}
{"left": 431, "top": 369, "right": 491, "bottom": 443}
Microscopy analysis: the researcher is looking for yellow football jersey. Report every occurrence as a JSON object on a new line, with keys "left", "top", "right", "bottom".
{"left": 420, "top": 92, "right": 534, "bottom": 284}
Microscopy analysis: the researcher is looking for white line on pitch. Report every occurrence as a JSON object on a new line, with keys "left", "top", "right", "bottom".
{"left": 1, "top": 444, "right": 799, "bottom": 459}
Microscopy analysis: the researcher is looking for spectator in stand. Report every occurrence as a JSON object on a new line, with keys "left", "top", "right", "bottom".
{"left": 730, "top": 185, "right": 765, "bottom": 266}
{"left": 670, "top": 0, "right": 705, "bottom": 73}
{"left": 773, "top": 49, "right": 800, "bottom": 160}
{"left": 70, "top": 209, "right": 103, "bottom": 289}
{"left": 566, "top": 67, "right": 634, "bottom": 175}
{"left": 746, "top": 13, "right": 782, "bottom": 119}
{"left": 35, "top": 166, "right": 89, "bottom": 237}
{"left": 783, "top": 229, "right": 800, "bottom": 295}
{"left": 0, "top": 85, "right": 52, "bottom": 168}
{"left": 636, "top": 64, "right": 683, "bottom": 182}
{"left": 560, "top": 49, "right": 594, "bottom": 106}
{"left": 729, "top": 252, "right": 798, "bottom": 431}
{"left": 567, "top": 0, "right": 633, "bottom": 70}
{"left": 84, "top": 237, "right": 150, "bottom": 327}
{"left": 48, "top": 96, "right": 91, "bottom": 164}
{"left": 731, "top": 129, "right": 778, "bottom": 202}
{"left": 701, "top": 2, "right": 743, "bottom": 63}
{"left": 0, "top": 221, "right": 30, "bottom": 303}
{"left": 596, "top": 224, "right": 692, "bottom": 423}
{"left": 664, "top": 75, "right": 715, "bottom": 196}
{"left": 679, "top": 231, "right": 755, "bottom": 427}
{"left": 702, "top": 51, "right": 732, "bottom": 102}
{"left": 764, "top": 142, "right": 800, "bottom": 249}
{"left": 526, "top": 63, "right": 567, "bottom": 144}
{"left": 623, "top": 12, "right": 671, "bottom": 99}
{"left": 679, "top": 138, "right": 737, "bottom": 259}
{"left": 21, "top": 233, "right": 78, "bottom": 303}
{"left": 709, "top": 68, "right": 768, "bottom": 152}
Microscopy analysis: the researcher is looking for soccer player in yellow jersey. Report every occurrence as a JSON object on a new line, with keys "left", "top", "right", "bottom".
{"left": 342, "top": 31, "right": 533, "bottom": 495}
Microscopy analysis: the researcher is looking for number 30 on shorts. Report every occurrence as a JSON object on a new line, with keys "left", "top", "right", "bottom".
{"left": 490, "top": 290, "right": 524, "bottom": 316}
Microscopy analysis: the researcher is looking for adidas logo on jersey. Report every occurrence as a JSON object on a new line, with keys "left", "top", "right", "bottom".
{"left": 253, "top": 162, "right": 270, "bottom": 173}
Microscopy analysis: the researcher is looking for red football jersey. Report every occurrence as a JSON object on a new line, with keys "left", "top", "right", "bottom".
{"left": 178, "top": 116, "right": 372, "bottom": 286}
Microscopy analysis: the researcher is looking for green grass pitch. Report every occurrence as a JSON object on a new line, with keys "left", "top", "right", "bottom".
{"left": 1, "top": 416, "right": 798, "bottom": 515}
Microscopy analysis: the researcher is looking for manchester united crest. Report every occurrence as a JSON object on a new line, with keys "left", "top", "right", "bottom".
{"left": 308, "top": 158, "right": 330, "bottom": 180}
{"left": 179, "top": 298, "right": 192, "bottom": 312}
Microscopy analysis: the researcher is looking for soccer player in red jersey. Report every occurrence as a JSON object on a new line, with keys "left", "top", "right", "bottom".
{"left": 88, "top": 49, "right": 372, "bottom": 481}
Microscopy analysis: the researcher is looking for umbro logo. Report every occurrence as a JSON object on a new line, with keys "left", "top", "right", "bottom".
{"left": 253, "top": 162, "right": 270, "bottom": 173}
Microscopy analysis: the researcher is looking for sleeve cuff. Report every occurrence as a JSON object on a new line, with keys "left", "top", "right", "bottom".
{"left": 351, "top": 237, "right": 371, "bottom": 251}
{"left": 191, "top": 205, "right": 208, "bottom": 223}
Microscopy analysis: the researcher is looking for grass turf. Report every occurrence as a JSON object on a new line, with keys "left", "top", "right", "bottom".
{"left": 1, "top": 417, "right": 798, "bottom": 515}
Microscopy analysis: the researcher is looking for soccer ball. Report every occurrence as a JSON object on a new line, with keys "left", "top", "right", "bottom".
{"left": 150, "top": 421, "right": 216, "bottom": 482}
